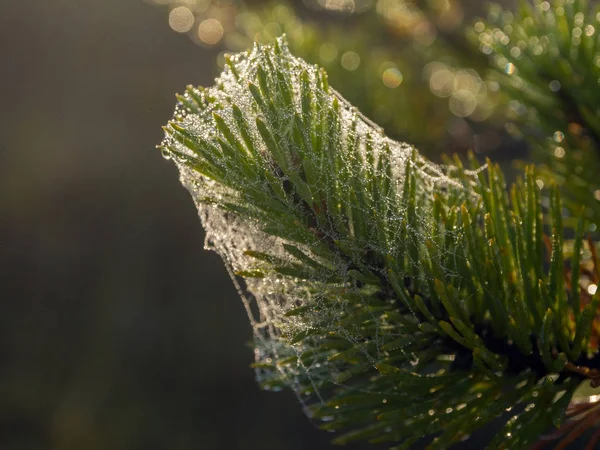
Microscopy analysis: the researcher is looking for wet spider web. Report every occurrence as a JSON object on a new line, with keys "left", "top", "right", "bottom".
{"left": 161, "top": 37, "right": 481, "bottom": 416}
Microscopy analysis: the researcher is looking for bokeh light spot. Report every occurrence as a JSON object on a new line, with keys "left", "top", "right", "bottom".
{"left": 429, "top": 67, "right": 455, "bottom": 98}
{"left": 318, "top": 0, "right": 356, "bottom": 13}
{"left": 549, "top": 80, "right": 561, "bottom": 92}
{"left": 341, "top": 51, "right": 360, "bottom": 71}
{"left": 319, "top": 43, "right": 338, "bottom": 63}
{"left": 198, "top": 18, "right": 224, "bottom": 45}
{"left": 554, "top": 146, "right": 565, "bottom": 158}
{"left": 414, "top": 22, "right": 436, "bottom": 46}
{"left": 382, "top": 68, "right": 403, "bottom": 88}
{"left": 449, "top": 90, "right": 477, "bottom": 118}
{"left": 169, "top": 7, "right": 195, "bottom": 33}
{"left": 585, "top": 25, "right": 596, "bottom": 37}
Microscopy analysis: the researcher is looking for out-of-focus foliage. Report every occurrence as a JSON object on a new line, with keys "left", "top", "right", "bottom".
{"left": 150, "top": 0, "right": 510, "bottom": 155}
{"left": 470, "top": 0, "right": 600, "bottom": 230}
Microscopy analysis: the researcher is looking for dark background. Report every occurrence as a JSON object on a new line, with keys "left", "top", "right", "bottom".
{"left": 0, "top": 1, "right": 512, "bottom": 449}
{"left": 0, "top": 1, "right": 333, "bottom": 449}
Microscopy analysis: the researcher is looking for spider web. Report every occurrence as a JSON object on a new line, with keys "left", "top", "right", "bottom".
{"left": 161, "top": 37, "right": 480, "bottom": 416}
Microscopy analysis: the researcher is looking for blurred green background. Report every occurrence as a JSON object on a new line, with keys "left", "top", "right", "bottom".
{"left": 0, "top": 1, "right": 521, "bottom": 449}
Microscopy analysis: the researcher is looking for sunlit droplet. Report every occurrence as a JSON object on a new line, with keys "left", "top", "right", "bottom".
{"left": 553, "top": 131, "right": 565, "bottom": 142}
{"left": 554, "top": 147, "right": 565, "bottom": 158}
{"left": 169, "top": 6, "right": 195, "bottom": 33}
{"left": 585, "top": 25, "right": 596, "bottom": 37}
{"left": 198, "top": 18, "right": 224, "bottom": 45}
{"left": 595, "top": 190, "right": 600, "bottom": 201}
{"left": 505, "top": 62, "right": 516, "bottom": 75}
{"left": 536, "top": 179, "right": 544, "bottom": 189}
{"left": 382, "top": 68, "right": 403, "bottom": 88}
{"left": 341, "top": 51, "right": 360, "bottom": 71}
{"left": 589, "top": 284, "right": 598, "bottom": 295}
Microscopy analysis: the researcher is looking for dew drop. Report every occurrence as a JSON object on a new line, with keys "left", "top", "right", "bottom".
{"left": 504, "top": 62, "right": 516, "bottom": 75}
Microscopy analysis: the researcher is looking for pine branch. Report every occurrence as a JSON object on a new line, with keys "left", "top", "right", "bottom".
{"left": 160, "top": 37, "right": 600, "bottom": 449}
